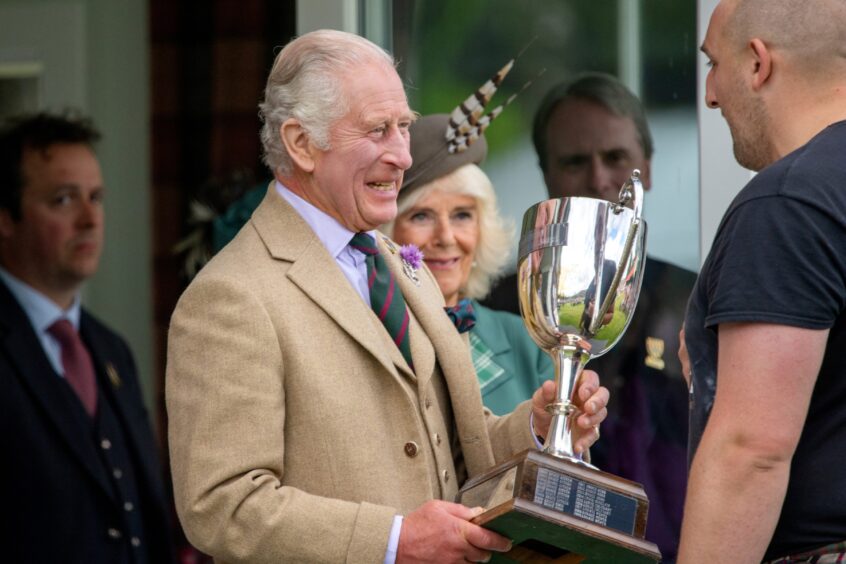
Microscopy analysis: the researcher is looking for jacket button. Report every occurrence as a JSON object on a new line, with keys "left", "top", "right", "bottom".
{"left": 434, "top": 433, "right": 442, "bottom": 445}
{"left": 442, "top": 469, "right": 450, "bottom": 483}
{"left": 107, "top": 528, "right": 122, "bottom": 539}
{"left": 404, "top": 441, "right": 419, "bottom": 457}
{"left": 424, "top": 397, "right": 432, "bottom": 409}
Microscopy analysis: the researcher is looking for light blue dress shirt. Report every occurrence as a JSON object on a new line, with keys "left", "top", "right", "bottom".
{"left": 276, "top": 182, "right": 375, "bottom": 306}
{"left": 0, "top": 266, "right": 82, "bottom": 377}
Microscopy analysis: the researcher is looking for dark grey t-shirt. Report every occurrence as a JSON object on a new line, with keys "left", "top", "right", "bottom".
{"left": 685, "top": 120, "right": 846, "bottom": 560}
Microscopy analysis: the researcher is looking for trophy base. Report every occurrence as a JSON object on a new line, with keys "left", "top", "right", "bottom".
{"left": 456, "top": 449, "right": 661, "bottom": 563}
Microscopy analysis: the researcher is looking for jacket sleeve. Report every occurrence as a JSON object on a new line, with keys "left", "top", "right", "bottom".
{"left": 166, "top": 273, "right": 396, "bottom": 564}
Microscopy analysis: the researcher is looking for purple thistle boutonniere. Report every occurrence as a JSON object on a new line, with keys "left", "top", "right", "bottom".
{"left": 399, "top": 244, "right": 423, "bottom": 286}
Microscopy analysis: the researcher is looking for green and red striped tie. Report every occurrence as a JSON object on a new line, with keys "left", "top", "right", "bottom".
{"left": 349, "top": 233, "right": 414, "bottom": 370}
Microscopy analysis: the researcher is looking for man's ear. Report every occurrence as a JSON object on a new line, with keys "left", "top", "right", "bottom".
{"left": 280, "top": 118, "right": 316, "bottom": 173}
{"left": 749, "top": 38, "right": 773, "bottom": 91}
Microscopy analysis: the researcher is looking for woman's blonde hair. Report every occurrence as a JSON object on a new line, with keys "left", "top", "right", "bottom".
{"left": 383, "top": 163, "right": 514, "bottom": 300}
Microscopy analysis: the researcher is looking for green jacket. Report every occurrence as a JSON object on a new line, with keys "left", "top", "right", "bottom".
{"left": 470, "top": 300, "right": 553, "bottom": 415}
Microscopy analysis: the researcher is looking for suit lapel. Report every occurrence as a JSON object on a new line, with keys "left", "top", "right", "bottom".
{"left": 378, "top": 235, "right": 496, "bottom": 476}
{"left": 251, "top": 185, "right": 403, "bottom": 379}
{"left": 0, "top": 282, "right": 114, "bottom": 499}
{"left": 80, "top": 314, "right": 167, "bottom": 504}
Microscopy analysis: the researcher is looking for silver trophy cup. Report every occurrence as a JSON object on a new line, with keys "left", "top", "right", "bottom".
{"left": 456, "top": 171, "right": 660, "bottom": 562}
{"left": 518, "top": 170, "right": 647, "bottom": 463}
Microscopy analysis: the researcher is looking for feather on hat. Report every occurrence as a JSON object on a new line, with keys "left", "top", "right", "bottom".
{"left": 401, "top": 60, "right": 520, "bottom": 195}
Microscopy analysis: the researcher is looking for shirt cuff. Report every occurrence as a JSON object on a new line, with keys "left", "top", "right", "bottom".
{"left": 383, "top": 514, "right": 403, "bottom": 564}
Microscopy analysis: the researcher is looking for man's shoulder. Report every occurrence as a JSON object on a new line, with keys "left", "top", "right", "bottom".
{"left": 79, "top": 308, "right": 129, "bottom": 349}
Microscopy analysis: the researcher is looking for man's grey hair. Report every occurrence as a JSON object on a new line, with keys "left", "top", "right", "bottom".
{"left": 259, "top": 29, "right": 395, "bottom": 176}
{"left": 532, "top": 72, "right": 653, "bottom": 172}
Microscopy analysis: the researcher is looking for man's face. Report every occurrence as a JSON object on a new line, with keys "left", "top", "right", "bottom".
{"left": 0, "top": 143, "right": 104, "bottom": 305}
{"left": 542, "top": 97, "right": 651, "bottom": 203}
{"left": 702, "top": 0, "right": 773, "bottom": 171}
{"left": 308, "top": 61, "right": 414, "bottom": 232}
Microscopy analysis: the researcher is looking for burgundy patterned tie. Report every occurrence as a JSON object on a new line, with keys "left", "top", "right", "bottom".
{"left": 48, "top": 319, "right": 98, "bottom": 417}
{"left": 349, "top": 233, "right": 414, "bottom": 370}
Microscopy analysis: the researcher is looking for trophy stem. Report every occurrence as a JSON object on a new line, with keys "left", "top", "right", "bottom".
{"left": 543, "top": 345, "right": 591, "bottom": 462}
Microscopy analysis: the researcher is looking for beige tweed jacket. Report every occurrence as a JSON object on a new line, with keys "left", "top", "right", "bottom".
{"left": 166, "top": 185, "right": 534, "bottom": 563}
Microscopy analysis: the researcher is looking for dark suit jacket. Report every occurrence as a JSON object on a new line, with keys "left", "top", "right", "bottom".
{"left": 483, "top": 256, "right": 696, "bottom": 562}
{"left": 0, "top": 279, "right": 174, "bottom": 564}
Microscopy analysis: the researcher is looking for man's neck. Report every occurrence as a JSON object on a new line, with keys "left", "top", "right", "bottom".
{"left": 0, "top": 264, "right": 78, "bottom": 310}
{"left": 769, "top": 82, "right": 846, "bottom": 161}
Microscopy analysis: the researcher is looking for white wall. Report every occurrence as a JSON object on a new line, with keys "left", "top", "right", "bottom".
{"left": 0, "top": 0, "right": 154, "bottom": 409}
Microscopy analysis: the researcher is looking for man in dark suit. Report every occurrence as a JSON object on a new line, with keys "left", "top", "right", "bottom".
{"left": 484, "top": 74, "right": 696, "bottom": 562}
{"left": 0, "top": 112, "right": 174, "bottom": 563}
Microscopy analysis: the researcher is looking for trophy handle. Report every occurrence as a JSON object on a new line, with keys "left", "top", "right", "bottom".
{"left": 589, "top": 170, "right": 644, "bottom": 335}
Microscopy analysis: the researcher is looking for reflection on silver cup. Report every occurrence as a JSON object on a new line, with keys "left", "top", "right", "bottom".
{"left": 518, "top": 170, "right": 647, "bottom": 463}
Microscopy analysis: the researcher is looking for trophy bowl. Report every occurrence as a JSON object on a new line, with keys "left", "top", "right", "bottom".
{"left": 518, "top": 171, "right": 647, "bottom": 462}
{"left": 456, "top": 171, "right": 660, "bottom": 563}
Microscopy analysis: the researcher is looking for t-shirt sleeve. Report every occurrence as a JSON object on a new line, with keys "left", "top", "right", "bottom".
{"left": 703, "top": 195, "right": 846, "bottom": 330}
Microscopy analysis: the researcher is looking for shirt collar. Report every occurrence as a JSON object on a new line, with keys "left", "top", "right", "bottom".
{"left": 275, "top": 180, "right": 376, "bottom": 256}
{"left": 0, "top": 266, "right": 82, "bottom": 332}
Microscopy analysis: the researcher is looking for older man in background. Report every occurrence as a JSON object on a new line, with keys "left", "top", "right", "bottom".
{"left": 166, "top": 30, "right": 608, "bottom": 563}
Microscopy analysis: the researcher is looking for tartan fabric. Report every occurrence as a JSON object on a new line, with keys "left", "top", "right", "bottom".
{"left": 766, "top": 541, "right": 846, "bottom": 563}
{"left": 444, "top": 298, "right": 476, "bottom": 334}
{"left": 349, "top": 233, "right": 414, "bottom": 370}
{"left": 469, "top": 332, "right": 506, "bottom": 391}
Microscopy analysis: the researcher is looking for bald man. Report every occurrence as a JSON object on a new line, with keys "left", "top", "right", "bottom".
{"left": 679, "top": 1, "right": 846, "bottom": 562}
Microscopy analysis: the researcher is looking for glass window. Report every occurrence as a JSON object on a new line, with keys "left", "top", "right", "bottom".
{"left": 393, "top": 0, "right": 699, "bottom": 272}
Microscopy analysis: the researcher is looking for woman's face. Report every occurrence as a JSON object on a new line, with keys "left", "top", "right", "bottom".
{"left": 392, "top": 188, "right": 479, "bottom": 306}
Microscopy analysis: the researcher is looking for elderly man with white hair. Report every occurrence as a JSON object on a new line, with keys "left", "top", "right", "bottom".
{"left": 166, "top": 30, "right": 609, "bottom": 563}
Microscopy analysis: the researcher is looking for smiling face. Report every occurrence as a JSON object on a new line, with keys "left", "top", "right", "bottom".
{"left": 0, "top": 143, "right": 104, "bottom": 308}
{"left": 392, "top": 187, "right": 479, "bottom": 307}
{"left": 305, "top": 60, "right": 414, "bottom": 232}
{"left": 542, "top": 97, "right": 651, "bottom": 203}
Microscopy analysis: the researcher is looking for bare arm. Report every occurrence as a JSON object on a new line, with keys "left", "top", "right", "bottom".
{"left": 677, "top": 322, "right": 828, "bottom": 563}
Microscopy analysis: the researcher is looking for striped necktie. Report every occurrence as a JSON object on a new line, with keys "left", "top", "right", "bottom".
{"left": 349, "top": 233, "right": 414, "bottom": 370}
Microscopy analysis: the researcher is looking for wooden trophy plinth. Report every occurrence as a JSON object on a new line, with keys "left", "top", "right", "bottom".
{"left": 456, "top": 449, "right": 661, "bottom": 563}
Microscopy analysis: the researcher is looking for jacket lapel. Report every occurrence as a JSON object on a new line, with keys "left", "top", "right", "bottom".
{"left": 80, "top": 314, "right": 167, "bottom": 504}
{"left": 0, "top": 282, "right": 114, "bottom": 499}
{"left": 251, "top": 185, "right": 402, "bottom": 379}
{"left": 470, "top": 302, "right": 514, "bottom": 362}
{"left": 378, "top": 235, "right": 496, "bottom": 476}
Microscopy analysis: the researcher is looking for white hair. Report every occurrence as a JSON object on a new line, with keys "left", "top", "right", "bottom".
{"left": 383, "top": 164, "right": 515, "bottom": 300}
{"left": 259, "top": 29, "right": 395, "bottom": 176}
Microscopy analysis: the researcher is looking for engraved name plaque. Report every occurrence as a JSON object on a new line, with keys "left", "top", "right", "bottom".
{"left": 457, "top": 450, "right": 660, "bottom": 563}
